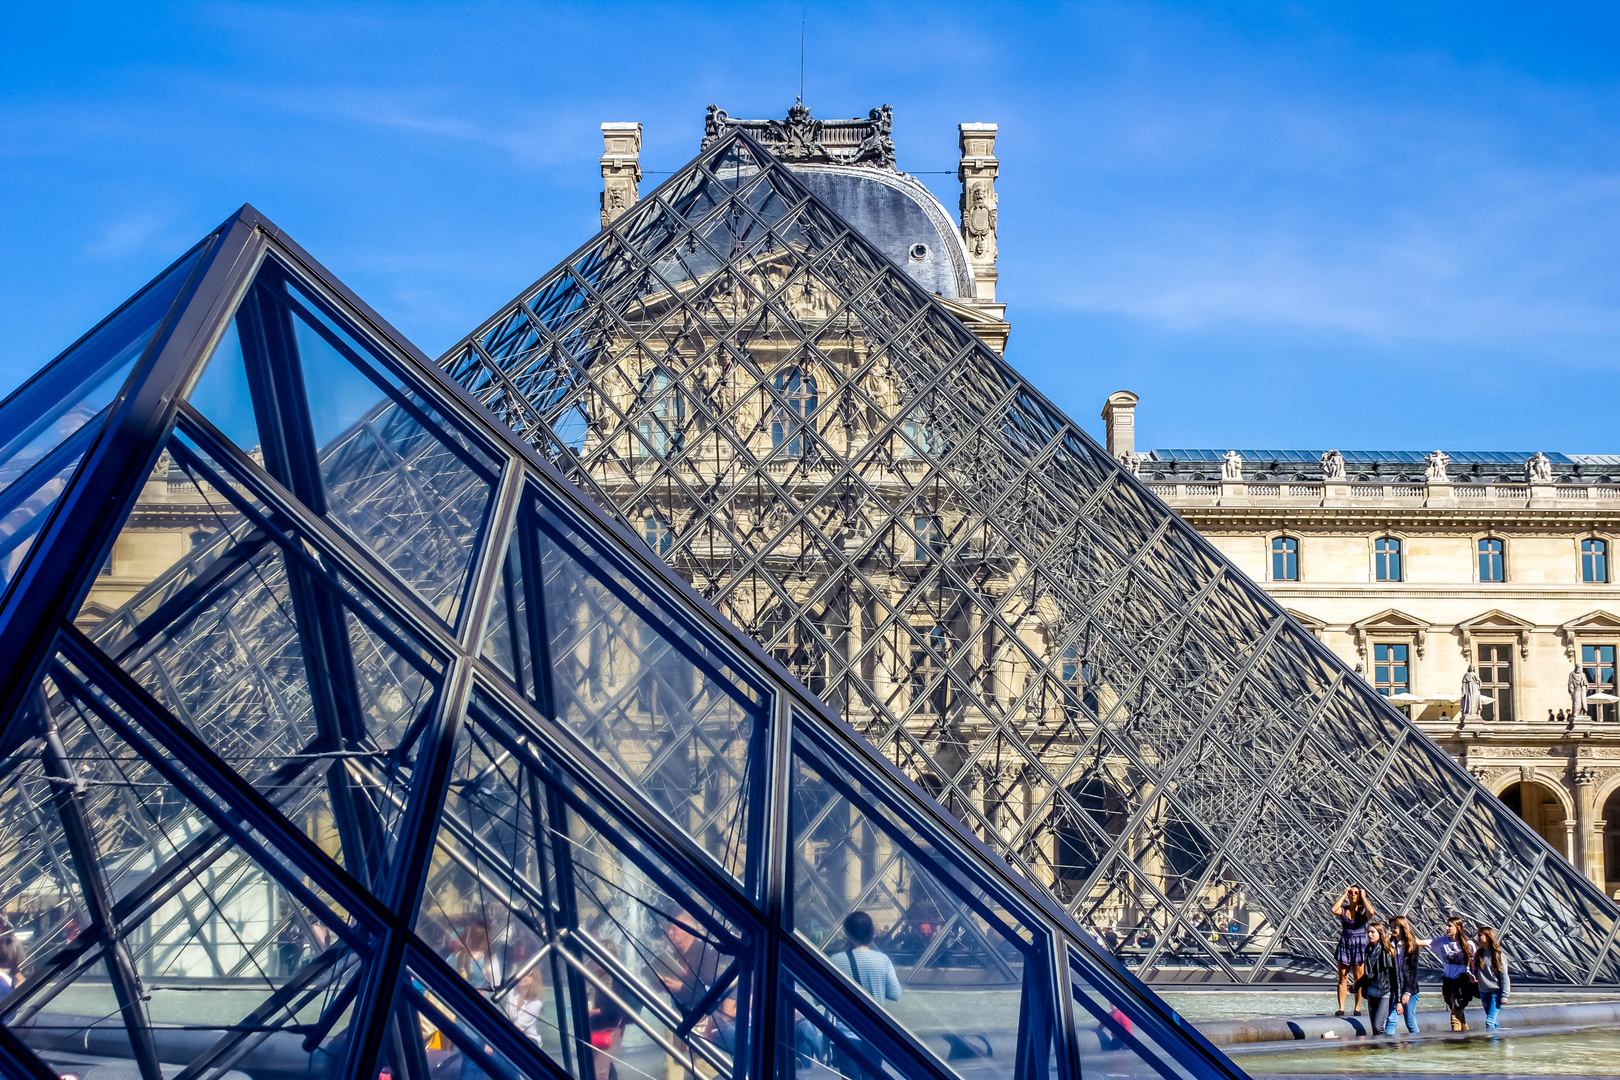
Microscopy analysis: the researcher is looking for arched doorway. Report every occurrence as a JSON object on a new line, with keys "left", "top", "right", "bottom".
{"left": 1055, "top": 778, "right": 1127, "bottom": 889}
{"left": 1500, "top": 781, "right": 1568, "bottom": 856}
{"left": 1603, "top": 788, "right": 1620, "bottom": 894}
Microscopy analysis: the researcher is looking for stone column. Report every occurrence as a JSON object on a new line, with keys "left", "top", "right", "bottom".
{"left": 1563, "top": 816, "right": 1578, "bottom": 863}
{"left": 599, "top": 121, "right": 643, "bottom": 226}
{"left": 958, "top": 123, "right": 999, "bottom": 301}
{"left": 1575, "top": 767, "right": 1604, "bottom": 885}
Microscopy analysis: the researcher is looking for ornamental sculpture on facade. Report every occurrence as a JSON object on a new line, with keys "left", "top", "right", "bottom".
{"left": 1321, "top": 449, "right": 1346, "bottom": 481}
{"left": 702, "top": 102, "right": 898, "bottom": 170}
{"left": 1528, "top": 451, "right": 1554, "bottom": 484}
{"left": 1426, "top": 449, "right": 1451, "bottom": 482}
{"left": 1222, "top": 450, "right": 1244, "bottom": 481}
{"left": 963, "top": 183, "right": 997, "bottom": 257}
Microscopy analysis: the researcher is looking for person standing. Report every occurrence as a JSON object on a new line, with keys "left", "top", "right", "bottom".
{"left": 1428, "top": 916, "right": 1476, "bottom": 1031}
{"left": 1331, "top": 886, "right": 1375, "bottom": 1017}
{"left": 1386, "top": 915, "right": 1423, "bottom": 1035}
{"left": 1473, "top": 926, "right": 1511, "bottom": 1032}
{"left": 830, "top": 911, "right": 901, "bottom": 1080}
{"left": 660, "top": 913, "right": 720, "bottom": 1080}
{"left": 1360, "top": 924, "right": 1397, "bottom": 1035}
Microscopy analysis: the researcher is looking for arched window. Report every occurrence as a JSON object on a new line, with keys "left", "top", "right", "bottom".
{"left": 635, "top": 370, "right": 684, "bottom": 458}
{"left": 1271, "top": 536, "right": 1299, "bottom": 581}
{"left": 1374, "top": 536, "right": 1402, "bottom": 582}
{"left": 642, "top": 512, "right": 672, "bottom": 557}
{"left": 1478, "top": 537, "right": 1506, "bottom": 582}
{"left": 771, "top": 368, "right": 817, "bottom": 456}
{"left": 1583, "top": 538, "right": 1609, "bottom": 583}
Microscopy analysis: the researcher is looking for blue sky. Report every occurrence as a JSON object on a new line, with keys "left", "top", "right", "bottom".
{"left": 5, "top": 2, "right": 1620, "bottom": 452}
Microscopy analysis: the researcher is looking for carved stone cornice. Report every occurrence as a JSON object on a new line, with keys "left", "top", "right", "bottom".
{"left": 1173, "top": 506, "right": 1620, "bottom": 534}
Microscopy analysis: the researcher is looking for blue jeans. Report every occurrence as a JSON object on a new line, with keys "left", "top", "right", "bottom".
{"left": 1480, "top": 988, "right": 1503, "bottom": 1030}
{"left": 1384, "top": 992, "right": 1419, "bottom": 1034}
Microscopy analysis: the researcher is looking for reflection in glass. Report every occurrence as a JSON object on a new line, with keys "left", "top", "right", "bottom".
{"left": 0, "top": 246, "right": 205, "bottom": 599}
{"left": 76, "top": 431, "right": 443, "bottom": 887}
{"left": 790, "top": 727, "right": 1038, "bottom": 1080}
{"left": 0, "top": 655, "right": 361, "bottom": 1080}
{"left": 418, "top": 692, "right": 751, "bottom": 1080}
{"left": 482, "top": 498, "right": 766, "bottom": 881}
{"left": 185, "top": 259, "right": 498, "bottom": 623}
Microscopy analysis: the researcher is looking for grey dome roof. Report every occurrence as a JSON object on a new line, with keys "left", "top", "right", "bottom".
{"left": 788, "top": 164, "right": 976, "bottom": 299}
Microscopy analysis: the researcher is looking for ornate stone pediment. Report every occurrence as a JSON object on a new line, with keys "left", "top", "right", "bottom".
{"left": 1350, "top": 607, "right": 1432, "bottom": 660}
{"left": 1284, "top": 608, "right": 1327, "bottom": 642}
{"left": 1559, "top": 609, "right": 1620, "bottom": 659}
{"left": 1456, "top": 608, "right": 1536, "bottom": 659}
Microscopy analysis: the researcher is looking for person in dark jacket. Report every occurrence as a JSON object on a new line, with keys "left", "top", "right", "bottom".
{"left": 1386, "top": 915, "right": 1423, "bottom": 1035}
{"left": 1360, "top": 923, "right": 1398, "bottom": 1035}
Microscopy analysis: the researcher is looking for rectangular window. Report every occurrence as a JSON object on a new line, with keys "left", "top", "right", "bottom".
{"left": 1375, "top": 537, "right": 1402, "bottom": 582}
{"left": 1271, "top": 536, "right": 1298, "bottom": 581}
{"left": 1478, "top": 538, "right": 1505, "bottom": 582}
{"left": 1583, "top": 539, "right": 1609, "bottom": 584}
{"left": 1478, "top": 643, "right": 1514, "bottom": 723}
{"left": 1373, "top": 643, "right": 1409, "bottom": 697}
{"left": 914, "top": 515, "right": 942, "bottom": 560}
{"left": 1583, "top": 644, "right": 1616, "bottom": 723}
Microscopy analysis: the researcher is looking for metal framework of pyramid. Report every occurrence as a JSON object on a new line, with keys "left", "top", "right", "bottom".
{"left": 441, "top": 128, "right": 1620, "bottom": 986}
{"left": 0, "top": 205, "right": 1243, "bottom": 1080}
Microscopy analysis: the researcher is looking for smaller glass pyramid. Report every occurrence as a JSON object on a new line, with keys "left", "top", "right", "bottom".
{"left": 0, "top": 206, "right": 1243, "bottom": 1080}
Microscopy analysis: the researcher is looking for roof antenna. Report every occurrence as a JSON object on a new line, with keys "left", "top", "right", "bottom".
{"left": 798, "top": 6, "right": 806, "bottom": 104}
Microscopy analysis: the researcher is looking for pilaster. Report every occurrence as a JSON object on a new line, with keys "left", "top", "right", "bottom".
{"left": 958, "top": 123, "right": 999, "bottom": 302}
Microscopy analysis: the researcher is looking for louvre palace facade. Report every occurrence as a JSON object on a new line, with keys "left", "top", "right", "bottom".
{"left": 1107, "top": 401, "right": 1620, "bottom": 900}
{"left": 439, "top": 105, "right": 1620, "bottom": 987}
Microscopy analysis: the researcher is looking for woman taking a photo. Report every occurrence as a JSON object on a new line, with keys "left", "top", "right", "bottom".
{"left": 1360, "top": 923, "right": 1398, "bottom": 1034}
{"left": 1331, "top": 886, "right": 1375, "bottom": 1017}
{"left": 1385, "top": 915, "right": 1423, "bottom": 1035}
{"left": 1428, "top": 916, "right": 1476, "bottom": 1031}
{"left": 1474, "top": 926, "right": 1510, "bottom": 1031}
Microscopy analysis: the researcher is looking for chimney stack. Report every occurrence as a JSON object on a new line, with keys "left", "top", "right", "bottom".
{"left": 600, "top": 122, "right": 643, "bottom": 226}
{"left": 958, "top": 123, "right": 999, "bottom": 302}
{"left": 1102, "top": 391, "right": 1140, "bottom": 461}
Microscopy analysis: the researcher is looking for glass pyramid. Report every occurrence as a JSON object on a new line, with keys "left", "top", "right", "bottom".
{"left": 440, "top": 129, "right": 1620, "bottom": 986}
{"left": 0, "top": 206, "right": 1240, "bottom": 1079}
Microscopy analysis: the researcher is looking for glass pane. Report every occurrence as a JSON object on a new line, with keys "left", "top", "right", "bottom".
{"left": 0, "top": 247, "right": 205, "bottom": 603}
{"left": 522, "top": 502, "right": 767, "bottom": 881}
{"left": 790, "top": 726, "right": 1033, "bottom": 1080}
{"left": 1070, "top": 955, "right": 1201, "bottom": 1079}
{"left": 185, "top": 264, "right": 500, "bottom": 623}
{"left": 781, "top": 971, "right": 913, "bottom": 1080}
{"left": 75, "top": 431, "right": 443, "bottom": 885}
{"left": 419, "top": 692, "right": 753, "bottom": 1080}
{"left": 0, "top": 656, "right": 365, "bottom": 1080}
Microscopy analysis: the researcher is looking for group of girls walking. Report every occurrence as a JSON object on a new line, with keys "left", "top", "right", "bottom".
{"left": 1333, "top": 886, "right": 1512, "bottom": 1034}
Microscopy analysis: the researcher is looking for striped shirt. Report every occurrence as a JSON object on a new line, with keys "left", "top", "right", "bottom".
{"left": 832, "top": 948, "right": 903, "bottom": 1006}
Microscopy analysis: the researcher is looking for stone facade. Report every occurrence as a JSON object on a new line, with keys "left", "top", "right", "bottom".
{"left": 1110, "top": 400, "right": 1620, "bottom": 896}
